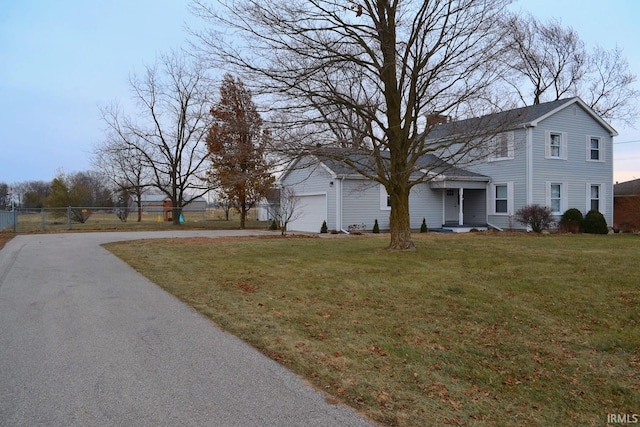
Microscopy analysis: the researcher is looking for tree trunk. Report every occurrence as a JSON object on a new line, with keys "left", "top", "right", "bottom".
{"left": 136, "top": 198, "right": 142, "bottom": 222}
{"left": 240, "top": 204, "right": 246, "bottom": 229}
{"left": 388, "top": 184, "right": 415, "bottom": 250}
{"left": 172, "top": 206, "right": 181, "bottom": 225}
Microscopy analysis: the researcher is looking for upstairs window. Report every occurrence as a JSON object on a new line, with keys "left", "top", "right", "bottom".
{"left": 587, "top": 136, "right": 604, "bottom": 162}
{"left": 545, "top": 131, "right": 567, "bottom": 160}
{"left": 489, "top": 132, "right": 514, "bottom": 161}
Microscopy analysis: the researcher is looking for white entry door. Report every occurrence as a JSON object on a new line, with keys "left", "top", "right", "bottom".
{"left": 444, "top": 189, "right": 460, "bottom": 224}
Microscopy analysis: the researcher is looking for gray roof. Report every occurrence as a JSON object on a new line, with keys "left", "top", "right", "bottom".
{"left": 614, "top": 178, "right": 640, "bottom": 196}
{"left": 318, "top": 151, "right": 488, "bottom": 181}
{"left": 425, "top": 97, "right": 617, "bottom": 140}
{"left": 426, "top": 98, "right": 571, "bottom": 140}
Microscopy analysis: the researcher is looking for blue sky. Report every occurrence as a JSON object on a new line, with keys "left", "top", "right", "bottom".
{"left": 1, "top": 0, "right": 639, "bottom": 185}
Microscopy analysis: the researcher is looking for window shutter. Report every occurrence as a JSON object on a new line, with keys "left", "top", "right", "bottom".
{"left": 507, "top": 132, "right": 515, "bottom": 159}
{"left": 585, "top": 182, "right": 591, "bottom": 213}
{"left": 561, "top": 133, "right": 568, "bottom": 160}
{"left": 545, "top": 181, "right": 551, "bottom": 208}
{"left": 545, "top": 132, "right": 550, "bottom": 158}
{"left": 561, "top": 182, "right": 568, "bottom": 213}
{"left": 585, "top": 137, "right": 591, "bottom": 162}
{"left": 507, "top": 182, "right": 514, "bottom": 214}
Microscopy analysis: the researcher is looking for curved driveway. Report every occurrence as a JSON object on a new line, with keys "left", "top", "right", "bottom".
{"left": 0, "top": 231, "right": 373, "bottom": 426}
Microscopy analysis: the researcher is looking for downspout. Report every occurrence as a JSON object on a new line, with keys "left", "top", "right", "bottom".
{"left": 487, "top": 222, "right": 504, "bottom": 231}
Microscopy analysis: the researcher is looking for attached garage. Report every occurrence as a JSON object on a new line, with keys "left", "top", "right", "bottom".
{"left": 287, "top": 194, "right": 327, "bottom": 233}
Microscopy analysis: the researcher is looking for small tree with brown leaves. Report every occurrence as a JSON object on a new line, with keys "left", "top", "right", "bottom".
{"left": 207, "top": 74, "right": 274, "bottom": 229}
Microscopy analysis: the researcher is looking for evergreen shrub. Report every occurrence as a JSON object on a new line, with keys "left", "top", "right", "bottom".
{"left": 583, "top": 210, "right": 608, "bottom": 234}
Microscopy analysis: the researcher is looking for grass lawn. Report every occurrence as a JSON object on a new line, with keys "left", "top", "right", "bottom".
{"left": 105, "top": 233, "right": 639, "bottom": 426}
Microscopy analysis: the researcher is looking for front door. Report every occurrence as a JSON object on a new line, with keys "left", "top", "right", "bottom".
{"left": 444, "top": 189, "right": 460, "bottom": 224}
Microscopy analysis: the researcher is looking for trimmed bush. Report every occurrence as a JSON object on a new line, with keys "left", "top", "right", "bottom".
{"left": 583, "top": 210, "right": 608, "bottom": 234}
{"left": 269, "top": 220, "right": 278, "bottom": 230}
{"left": 420, "top": 218, "right": 428, "bottom": 233}
{"left": 372, "top": 219, "right": 380, "bottom": 234}
{"left": 514, "top": 204, "right": 554, "bottom": 233}
{"left": 559, "top": 208, "right": 583, "bottom": 233}
{"left": 320, "top": 220, "right": 328, "bottom": 233}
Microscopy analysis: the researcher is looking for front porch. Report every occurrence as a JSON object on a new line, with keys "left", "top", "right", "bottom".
{"left": 429, "top": 181, "right": 488, "bottom": 230}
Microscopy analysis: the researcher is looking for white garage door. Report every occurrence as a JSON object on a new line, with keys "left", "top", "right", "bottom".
{"left": 288, "top": 194, "right": 327, "bottom": 233}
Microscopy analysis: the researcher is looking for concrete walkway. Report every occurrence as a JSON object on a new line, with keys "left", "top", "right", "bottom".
{"left": 0, "top": 231, "right": 373, "bottom": 426}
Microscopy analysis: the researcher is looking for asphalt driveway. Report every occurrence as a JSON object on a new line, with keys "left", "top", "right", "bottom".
{"left": 0, "top": 231, "right": 373, "bottom": 426}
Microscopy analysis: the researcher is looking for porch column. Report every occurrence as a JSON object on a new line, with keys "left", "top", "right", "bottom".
{"left": 458, "top": 188, "right": 464, "bottom": 225}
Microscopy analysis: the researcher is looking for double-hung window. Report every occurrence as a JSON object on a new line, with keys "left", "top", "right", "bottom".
{"left": 546, "top": 182, "right": 566, "bottom": 215}
{"left": 587, "top": 183, "right": 604, "bottom": 213}
{"left": 587, "top": 136, "right": 604, "bottom": 162}
{"left": 492, "top": 182, "right": 512, "bottom": 215}
{"left": 545, "top": 131, "right": 567, "bottom": 160}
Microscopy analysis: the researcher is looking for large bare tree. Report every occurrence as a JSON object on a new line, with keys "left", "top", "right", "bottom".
{"left": 101, "top": 51, "right": 213, "bottom": 224}
{"left": 503, "top": 13, "right": 638, "bottom": 125}
{"left": 191, "top": 0, "right": 513, "bottom": 249}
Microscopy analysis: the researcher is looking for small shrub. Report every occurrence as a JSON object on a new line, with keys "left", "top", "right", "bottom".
{"left": 583, "top": 210, "right": 608, "bottom": 234}
{"left": 420, "top": 218, "right": 428, "bottom": 233}
{"left": 269, "top": 220, "right": 278, "bottom": 230}
{"left": 372, "top": 219, "right": 380, "bottom": 234}
{"left": 320, "top": 220, "right": 328, "bottom": 233}
{"left": 514, "top": 204, "right": 554, "bottom": 233}
{"left": 559, "top": 208, "right": 583, "bottom": 233}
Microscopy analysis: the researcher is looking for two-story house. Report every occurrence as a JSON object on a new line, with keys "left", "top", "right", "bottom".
{"left": 278, "top": 97, "right": 616, "bottom": 233}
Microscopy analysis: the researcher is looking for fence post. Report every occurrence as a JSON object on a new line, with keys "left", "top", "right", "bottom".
{"left": 13, "top": 209, "right": 17, "bottom": 233}
{"left": 67, "top": 206, "right": 72, "bottom": 230}
{"left": 41, "top": 208, "right": 45, "bottom": 231}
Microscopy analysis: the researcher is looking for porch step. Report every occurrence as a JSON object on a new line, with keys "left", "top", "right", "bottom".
{"left": 441, "top": 224, "right": 488, "bottom": 233}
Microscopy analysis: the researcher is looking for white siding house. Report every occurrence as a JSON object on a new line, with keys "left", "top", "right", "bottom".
{"left": 279, "top": 98, "right": 616, "bottom": 232}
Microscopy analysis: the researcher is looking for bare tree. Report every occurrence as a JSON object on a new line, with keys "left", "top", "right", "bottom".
{"left": 93, "top": 138, "right": 150, "bottom": 222}
{"left": 191, "top": 0, "right": 513, "bottom": 249}
{"left": 580, "top": 45, "right": 639, "bottom": 126}
{"left": 267, "top": 186, "right": 300, "bottom": 236}
{"left": 503, "top": 14, "right": 586, "bottom": 105}
{"left": 101, "top": 51, "right": 213, "bottom": 224}
{"left": 503, "top": 13, "right": 638, "bottom": 125}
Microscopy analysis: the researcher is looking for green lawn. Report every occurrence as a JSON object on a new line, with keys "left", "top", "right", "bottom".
{"left": 105, "top": 233, "right": 640, "bottom": 426}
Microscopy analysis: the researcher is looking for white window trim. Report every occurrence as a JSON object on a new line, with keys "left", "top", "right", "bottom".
{"left": 491, "top": 182, "right": 513, "bottom": 215}
{"left": 586, "top": 135, "right": 605, "bottom": 162}
{"left": 586, "top": 183, "right": 605, "bottom": 214}
{"left": 488, "top": 131, "right": 515, "bottom": 161}
{"left": 545, "top": 181, "right": 567, "bottom": 215}
{"left": 545, "top": 131, "right": 568, "bottom": 160}
{"left": 379, "top": 184, "right": 391, "bottom": 210}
